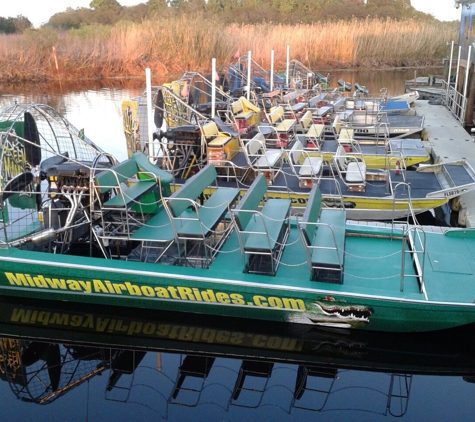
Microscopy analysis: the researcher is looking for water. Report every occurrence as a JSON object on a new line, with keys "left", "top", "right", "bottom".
{"left": 1, "top": 68, "right": 474, "bottom": 422}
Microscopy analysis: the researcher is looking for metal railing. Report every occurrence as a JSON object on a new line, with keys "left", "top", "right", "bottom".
{"left": 442, "top": 81, "right": 467, "bottom": 125}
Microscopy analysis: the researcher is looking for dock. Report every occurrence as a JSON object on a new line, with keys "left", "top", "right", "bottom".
{"left": 414, "top": 100, "right": 475, "bottom": 227}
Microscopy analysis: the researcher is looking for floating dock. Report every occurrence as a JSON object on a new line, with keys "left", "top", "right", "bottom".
{"left": 414, "top": 100, "right": 475, "bottom": 227}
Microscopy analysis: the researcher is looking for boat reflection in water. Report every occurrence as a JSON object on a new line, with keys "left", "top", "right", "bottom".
{"left": 0, "top": 299, "right": 475, "bottom": 420}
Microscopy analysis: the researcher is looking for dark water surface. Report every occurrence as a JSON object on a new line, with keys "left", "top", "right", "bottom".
{"left": 1, "top": 68, "right": 474, "bottom": 422}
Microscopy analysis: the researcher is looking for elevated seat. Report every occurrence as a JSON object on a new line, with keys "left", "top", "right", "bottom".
{"left": 132, "top": 164, "right": 239, "bottom": 266}
{"left": 94, "top": 152, "right": 173, "bottom": 209}
{"left": 202, "top": 120, "right": 239, "bottom": 166}
{"left": 92, "top": 152, "right": 173, "bottom": 256}
{"left": 283, "top": 90, "right": 307, "bottom": 115}
{"left": 298, "top": 185, "right": 346, "bottom": 283}
{"left": 299, "top": 110, "right": 325, "bottom": 149}
{"left": 267, "top": 105, "right": 296, "bottom": 133}
{"left": 264, "top": 105, "right": 297, "bottom": 148}
{"left": 332, "top": 115, "right": 354, "bottom": 144}
{"left": 244, "top": 133, "right": 284, "bottom": 184}
{"left": 232, "top": 174, "right": 291, "bottom": 275}
{"left": 166, "top": 164, "right": 240, "bottom": 267}
{"left": 333, "top": 145, "right": 367, "bottom": 191}
{"left": 289, "top": 140, "right": 324, "bottom": 188}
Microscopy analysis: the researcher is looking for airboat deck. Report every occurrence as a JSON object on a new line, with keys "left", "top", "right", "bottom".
{"left": 2, "top": 104, "right": 475, "bottom": 333}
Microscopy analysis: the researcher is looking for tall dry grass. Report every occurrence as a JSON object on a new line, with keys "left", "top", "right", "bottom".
{"left": 0, "top": 15, "right": 458, "bottom": 82}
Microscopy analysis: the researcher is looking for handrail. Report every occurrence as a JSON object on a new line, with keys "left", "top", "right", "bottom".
{"left": 442, "top": 80, "right": 466, "bottom": 125}
{"left": 401, "top": 226, "right": 426, "bottom": 294}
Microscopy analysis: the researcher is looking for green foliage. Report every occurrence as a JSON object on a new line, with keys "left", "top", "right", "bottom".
{"left": 20, "top": 27, "right": 59, "bottom": 52}
{"left": 148, "top": 0, "right": 168, "bottom": 13}
{"left": 68, "top": 23, "right": 113, "bottom": 39}
{"left": 0, "top": 0, "right": 445, "bottom": 31}
{"left": 0, "top": 16, "right": 32, "bottom": 34}
{"left": 48, "top": 8, "right": 93, "bottom": 30}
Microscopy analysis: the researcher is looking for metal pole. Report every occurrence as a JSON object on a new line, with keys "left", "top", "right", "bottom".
{"left": 447, "top": 41, "right": 454, "bottom": 87}
{"left": 463, "top": 45, "right": 472, "bottom": 99}
{"left": 145, "top": 67, "right": 154, "bottom": 162}
{"left": 453, "top": 45, "right": 462, "bottom": 114}
{"left": 446, "top": 41, "right": 454, "bottom": 104}
{"left": 270, "top": 50, "right": 275, "bottom": 91}
{"left": 247, "top": 51, "right": 251, "bottom": 101}
{"left": 286, "top": 45, "right": 290, "bottom": 88}
{"left": 455, "top": 45, "right": 462, "bottom": 93}
{"left": 211, "top": 58, "right": 216, "bottom": 119}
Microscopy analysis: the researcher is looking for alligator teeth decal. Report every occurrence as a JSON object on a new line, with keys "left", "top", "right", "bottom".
{"left": 304, "top": 296, "right": 374, "bottom": 328}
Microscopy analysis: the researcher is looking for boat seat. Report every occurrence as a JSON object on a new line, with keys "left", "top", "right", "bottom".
{"left": 332, "top": 115, "right": 354, "bottom": 144}
{"left": 298, "top": 185, "right": 346, "bottom": 283}
{"left": 265, "top": 105, "right": 297, "bottom": 148}
{"left": 244, "top": 133, "right": 284, "bottom": 183}
{"left": 226, "top": 97, "right": 260, "bottom": 135}
{"left": 299, "top": 110, "right": 325, "bottom": 149}
{"left": 202, "top": 119, "right": 240, "bottom": 166}
{"left": 232, "top": 174, "right": 291, "bottom": 276}
{"left": 231, "top": 98, "right": 254, "bottom": 121}
{"left": 165, "top": 164, "right": 240, "bottom": 267}
{"left": 283, "top": 90, "right": 307, "bottom": 115}
{"left": 288, "top": 140, "right": 323, "bottom": 188}
{"left": 267, "top": 105, "right": 297, "bottom": 133}
{"left": 129, "top": 202, "right": 175, "bottom": 262}
{"left": 201, "top": 120, "right": 232, "bottom": 146}
{"left": 334, "top": 145, "right": 367, "bottom": 190}
{"left": 94, "top": 152, "right": 173, "bottom": 209}
{"left": 92, "top": 152, "right": 174, "bottom": 253}
{"left": 170, "top": 187, "right": 240, "bottom": 238}
{"left": 132, "top": 164, "right": 238, "bottom": 266}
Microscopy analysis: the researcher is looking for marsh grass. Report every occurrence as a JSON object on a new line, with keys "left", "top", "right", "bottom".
{"left": 0, "top": 16, "right": 457, "bottom": 82}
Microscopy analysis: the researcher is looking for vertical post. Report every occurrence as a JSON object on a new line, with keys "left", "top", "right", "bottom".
{"left": 145, "top": 68, "right": 154, "bottom": 162}
{"left": 463, "top": 45, "right": 472, "bottom": 124}
{"left": 247, "top": 51, "right": 252, "bottom": 101}
{"left": 455, "top": 45, "right": 462, "bottom": 93}
{"left": 211, "top": 58, "right": 216, "bottom": 119}
{"left": 286, "top": 45, "right": 290, "bottom": 88}
{"left": 446, "top": 41, "right": 455, "bottom": 105}
{"left": 447, "top": 41, "right": 454, "bottom": 87}
{"left": 270, "top": 50, "right": 275, "bottom": 91}
{"left": 463, "top": 45, "right": 472, "bottom": 99}
{"left": 453, "top": 45, "right": 462, "bottom": 115}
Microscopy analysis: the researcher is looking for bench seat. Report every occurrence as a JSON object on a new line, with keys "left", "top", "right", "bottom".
{"left": 130, "top": 164, "right": 237, "bottom": 265}
{"left": 95, "top": 152, "right": 173, "bottom": 209}
{"left": 311, "top": 209, "right": 346, "bottom": 268}
{"left": 92, "top": 152, "right": 174, "bottom": 250}
{"left": 298, "top": 185, "right": 347, "bottom": 283}
{"left": 130, "top": 207, "right": 174, "bottom": 242}
{"left": 275, "top": 119, "right": 297, "bottom": 133}
{"left": 103, "top": 180, "right": 157, "bottom": 208}
{"left": 298, "top": 156, "right": 324, "bottom": 177}
{"left": 232, "top": 174, "right": 291, "bottom": 275}
{"left": 175, "top": 187, "right": 240, "bottom": 238}
{"left": 244, "top": 198, "right": 292, "bottom": 252}
{"left": 305, "top": 123, "right": 325, "bottom": 139}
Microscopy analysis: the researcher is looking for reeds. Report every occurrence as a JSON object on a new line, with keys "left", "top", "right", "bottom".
{"left": 0, "top": 15, "right": 457, "bottom": 82}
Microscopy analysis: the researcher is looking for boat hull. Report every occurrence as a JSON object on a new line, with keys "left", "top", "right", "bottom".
{"left": 0, "top": 247, "right": 474, "bottom": 333}
{"left": 200, "top": 187, "right": 449, "bottom": 221}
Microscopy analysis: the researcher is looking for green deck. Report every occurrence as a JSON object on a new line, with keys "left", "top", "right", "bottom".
{"left": 1, "top": 218, "right": 475, "bottom": 332}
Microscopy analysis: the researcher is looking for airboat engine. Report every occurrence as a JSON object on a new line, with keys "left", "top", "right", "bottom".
{"left": 41, "top": 161, "right": 95, "bottom": 252}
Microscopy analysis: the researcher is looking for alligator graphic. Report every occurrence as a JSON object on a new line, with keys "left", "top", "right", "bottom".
{"left": 303, "top": 296, "right": 374, "bottom": 329}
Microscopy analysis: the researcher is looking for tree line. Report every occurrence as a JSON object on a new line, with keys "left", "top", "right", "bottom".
{"left": 0, "top": 0, "right": 444, "bottom": 33}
